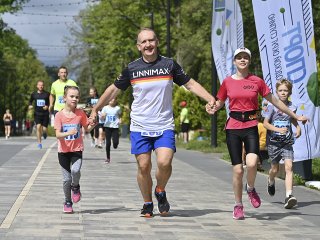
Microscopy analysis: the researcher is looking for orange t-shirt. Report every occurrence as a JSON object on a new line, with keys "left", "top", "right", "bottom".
{"left": 54, "top": 109, "right": 89, "bottom": 153}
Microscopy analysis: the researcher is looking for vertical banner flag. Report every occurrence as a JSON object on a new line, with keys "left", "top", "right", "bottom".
{"left": 252, "top": 0, "right": 320, "bottom": 161}
{"left": 211, "top": 0, "right": 244, "bottom": 114}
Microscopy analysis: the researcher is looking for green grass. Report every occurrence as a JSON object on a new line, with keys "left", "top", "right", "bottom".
{"left": 32, "top": 125, "right": 56, "bottom": 137}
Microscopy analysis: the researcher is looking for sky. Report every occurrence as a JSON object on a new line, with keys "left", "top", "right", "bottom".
{"left": 1, "top": 0, "right": 95, "bottom": 74}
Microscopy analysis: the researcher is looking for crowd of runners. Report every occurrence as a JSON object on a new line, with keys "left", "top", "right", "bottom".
{"left": 3, "top": 28, "right": 310, "bottom": 219}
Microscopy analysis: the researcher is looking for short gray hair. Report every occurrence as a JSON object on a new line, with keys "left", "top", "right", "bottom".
{"left": 137, "top": 28, "right": 158, "bottom": 43}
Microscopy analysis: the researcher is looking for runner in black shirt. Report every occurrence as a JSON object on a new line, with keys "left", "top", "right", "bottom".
{"left": 29, "top": 81, "right": 50, "bottom": 149}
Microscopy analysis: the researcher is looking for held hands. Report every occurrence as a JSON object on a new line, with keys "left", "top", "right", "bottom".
{"left": 89, "top": 110, "right": 98, "bottom": 125}
{"left": 206, "top": 103, "right": 217, "bottom": 115}
{"left": 297, "top": 116, "right": 310, "bottom": 125}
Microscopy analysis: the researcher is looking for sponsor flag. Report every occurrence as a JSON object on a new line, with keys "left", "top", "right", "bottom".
{"left": 252, "top": 0, "right": 320, "bottom": 161}
{"left": 211, "top": 0, "right": 244, "bottom": 115}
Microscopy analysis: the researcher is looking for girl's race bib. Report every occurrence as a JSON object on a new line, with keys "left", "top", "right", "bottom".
{"left": 62, "top": 123, "right": 80, "bottom": 140}
{"left": 106, "top": 114, "right": 116, "bottom": 122}
{"left": 91, "top": 99, "right": 98, "bottom": 105}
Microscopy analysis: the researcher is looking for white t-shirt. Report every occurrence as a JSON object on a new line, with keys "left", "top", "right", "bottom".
{"left": 101, "top": 105, "right": 121, "bottom": 128}
{"left": 114, "top": 55, "right": 191, "bottom": 132}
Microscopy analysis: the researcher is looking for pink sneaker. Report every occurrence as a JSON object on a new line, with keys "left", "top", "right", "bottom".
{"left": 246, "top": 186, "right": 261, "bottom": 208}
{"left": 71, "top": 185, "right": 81, "bottom": 203}
{"left": 233, "top": 205, "right": 244, "bottom": 220}
{"left": 63, "top": 202, "right": 73, "bottom": 213}
{"left": 105, "top": 158, "right": 110, "bottom": 164}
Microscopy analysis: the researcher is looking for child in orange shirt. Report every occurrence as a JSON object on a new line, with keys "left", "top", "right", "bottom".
{"left": 54, "top": 86, "right": 97, "bottom": 213}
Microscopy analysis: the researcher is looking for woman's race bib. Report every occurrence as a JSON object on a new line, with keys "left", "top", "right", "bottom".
{"left": 58, "top": 96, "right": 65, "bottom": 104}
{"left": 106, "top": 114, "right": 116, "bottom": 122}
{"left": 62, "top": 123, "right": 80, "bottom": 140}
{"left": 91, "top": 99, "right": 98, "bottom": 105}
{"left": 141, "top": 131, "right": 163, "bottom": 137}
{"left": 37, "top": 99, "right": 45, "bottom": 107}
{"left": 273, "top": 120, "right": 290, "bottom": 136}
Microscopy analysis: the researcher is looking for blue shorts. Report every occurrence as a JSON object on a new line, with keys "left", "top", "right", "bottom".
{"left": 131, "top": 130, "right": 176, "bottom": 154}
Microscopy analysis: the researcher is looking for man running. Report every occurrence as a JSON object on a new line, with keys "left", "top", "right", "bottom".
{"left": 49, "top": 66, "right": 77, "bottom": 116}
{"left": 90, "top": 28, "right": 215, "bottom": 217}
{"left": 28, "top": 81, "right": 50, "bottom": 149}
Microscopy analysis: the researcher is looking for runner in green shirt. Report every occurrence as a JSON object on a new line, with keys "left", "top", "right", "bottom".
{"left": 180, "top": 101, "right": 189, "bottom": 143}
{"left": 49, "top": 66, "right": 77, "bottom": 116}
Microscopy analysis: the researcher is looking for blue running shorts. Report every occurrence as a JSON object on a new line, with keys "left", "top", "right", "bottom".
{"left": 131, "top": 130, "right": 176, "bottom": 154}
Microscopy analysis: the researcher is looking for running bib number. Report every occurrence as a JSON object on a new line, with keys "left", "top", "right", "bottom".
{"left": 91, "top": 99, "right": 98, "bottom": 105}
{"left": 106, "top": 114, "right": 116, "bottom": 122}
{"left": 273, "top": 121, "right": 290, "bottom": 136}
{"left": 141, "top": 131, "right": 163, "bottom": 137}
{"left": 58, "top": 96, "right": 65, "bottom": 104}
{"left": 37, "top": 99, "right": 45, "bottom": 107}
{"left": 62, "top": 123, "right": 80, "bottom": 140}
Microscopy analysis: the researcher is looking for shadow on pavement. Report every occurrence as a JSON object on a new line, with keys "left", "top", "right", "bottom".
{"left": 271, "top": 200, "right": 320, "bottom": 208}
{"left": 248, "top": 211, "right": 320, "bottom": 221}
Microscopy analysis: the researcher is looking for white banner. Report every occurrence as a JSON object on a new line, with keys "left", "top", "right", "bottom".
{"left": 211, "top": 0, "right": 244, "bottom": 114}
{"left": 252, "top": 0, "right": 320, "bottom": 161}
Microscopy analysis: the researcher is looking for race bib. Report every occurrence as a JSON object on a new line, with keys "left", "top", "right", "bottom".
{"left": 58, "top": 96, "right": 65, "bottom": 104}
{"left": 141, "top": 131, "right": 163, "bottom": 137}
{"left": 273, "top": 120, "right": 290, "bottom": 136}
{"left": 62, "top": 123, "right": 80, "bottom": 140}
{"left": 91, "top": 99, "right": 98, "bottom": 105}
{"left": 37, "top": 99, "right": 45, "bottom": 107}
{"left": 106, "top": 114, "right": 116, "bottom": 122}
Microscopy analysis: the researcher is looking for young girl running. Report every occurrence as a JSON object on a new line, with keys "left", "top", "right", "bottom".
{"left": 55, "top": 86, "right": 96, "bottom": 213}
{"left": 206, "top": 47, "right": 309, "bottom": 220}
{"left": 100, "top": 97, "right": 122, "bottom": 163}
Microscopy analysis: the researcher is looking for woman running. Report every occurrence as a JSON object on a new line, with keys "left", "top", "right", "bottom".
{"left": 3, "top": 109, "right": 12, "bottom": 139}
{"left": 54, "top": 86, "right": 96, "bottom": 213}
{"left": 206, "top": 47, "right": 309, "bottom": 220}
{"left": 86, "top": 87, "right": 99, "bottom": 147}
{"left": 100, "top": 97, "right": 122, "bottom": 163}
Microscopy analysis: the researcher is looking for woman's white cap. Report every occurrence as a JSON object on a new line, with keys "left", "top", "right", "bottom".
{"left": 234, "top": 47, "right": 251, "bottom": 59}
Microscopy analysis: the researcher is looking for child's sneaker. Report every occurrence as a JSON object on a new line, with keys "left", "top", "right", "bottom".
{"left": 284, "top": 195, "right": 297, "bottom": 209}
{"left": 63, "top": 202, "right": 73, "bottom": 213}
{"left": 38, "top": 144, "right": 42, "bottom": 149}
{"left": 71, "top": 185, "right": 81, "bottom": 203}
{"left": 233, "top": 205, "right": 245, "bottom": 220}
{"left": 97, "top": 143, "right": 103, "bottom": 148}
{"left": 91, "top": 139, "right": 95, "bottom": 147}
{"left": 105, "top": 159, "right": 110, "bottom": 164}
{"left": 246, "top": 185, "right": 261, "bottom": 208}
{"left": 267, "top": 177, "right": 275, "bottom": 196}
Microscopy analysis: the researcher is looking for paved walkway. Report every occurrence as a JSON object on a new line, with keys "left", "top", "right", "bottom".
{"left": 0, "top": 136, "right": 320, "bottom": 239}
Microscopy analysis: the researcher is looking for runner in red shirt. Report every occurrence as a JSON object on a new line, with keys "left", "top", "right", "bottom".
{"left": 206, "top": 47, "right": 309, "bottom": 220}
{"left": 54, "top": 86, "right": 97, "bottom": 213}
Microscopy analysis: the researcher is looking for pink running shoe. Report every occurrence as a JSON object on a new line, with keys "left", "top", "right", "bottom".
{"left": 233, "top": 205, "right": 245, "bottom": 220}
{"left": 246, "top": 186, "right": 261, "bottom": 208}
{"left": 105, "top": 158, "right": 110, "bottom": 164}
{"left": 71, "top": 185, "right": 81, "bottom": 203}
{"left": 63, "top": 202, "right": 73, "bottom": 213}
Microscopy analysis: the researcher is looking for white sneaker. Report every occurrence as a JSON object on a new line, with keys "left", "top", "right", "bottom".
{"left": 6, "top": 136, "right": 8, "bottom": 139}
{"left": 91, "top": 139, "right": 95, "bottom": 147}
{"left": 97, "top": 143, "right": 102, "bottom": 148}
{"left": 94, "top": 143, "right": 98, "bottom": 148}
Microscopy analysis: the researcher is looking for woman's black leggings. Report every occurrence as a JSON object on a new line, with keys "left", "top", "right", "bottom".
{"left": 104, "top": 127, "right": 119, "bottom": 159}
{"left": 226, "top": 126, "right": 259, "bottom": 166}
